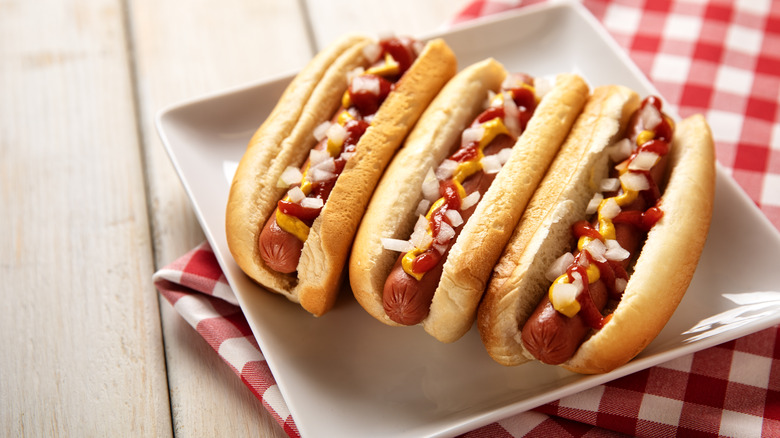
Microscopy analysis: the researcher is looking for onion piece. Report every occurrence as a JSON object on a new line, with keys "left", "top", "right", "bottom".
{"left": 600, "top": 197, "right": 621, "bottom": 220}
{"left": 628, "top": 151, "right": 660, "bottom": 171}
{"left": 638, "top": 103, "right": 662, "bottom": 131}
{"left": 421, "top": 167, "right": 439, "bottom": 201}
{"left": 444, "top": 209, "right": 463, "bottom": 227}
{"left": 362, "top": 43, "right": 382, "bottom": 63}
{"left": 615, "top": 278, "right": 628, "bottom": 293}
{"left": 340, "top": 151, "right": 355, "bottom": 161}
{"left": 436, "top": 222, "right": 455, "bottom": 244}
{"left": 503, "top": 91, "right": 521, "bottom": 137}
{"left": 433, "top": 242, "right": 448, "bottom": 254}
{"left": 481, "top": 154, "right": 502, "bottom": 174}
{"left": 346, "top": 66, "right": 365, "bottom": 84}
{"left": 301, "top": 197, "right": 324, "bottom": 209}
{"left": 546, "top": 252, "right": 574, "bottom": 282}
{"left": 620, "top": 171, "right": 650, "bottom": 192}
{"left": 586, "top": 193, "right": 603, "bottom": 215}
{"left": 309, "top": 148, "right": 330, "bottom": 166}
{"left": 278, "top": 166, "right": 303, "bottom": 188}
{"left": 326, "top": 122, "right": 348, "bottom": 145}
{"left": 600, "top": 178, "right": 621, "bottom": 193}
{"left": 461, "top": 126, "right": 484, "bottom": 146}
{"left": 584, "top": 239, "right": 607, "bottom": 263}
{"left": 409, "top": 215, "right": 431, "bottom": 248}
{"left": 460, "top": 191, "right": 480, "bottom": 211}
{"left": 351, "top": 75, "right": 380, "bottom": 95}
{"left": 310, "top": 168, "right": 336, "bottom": 183}
{"left": 415, "top": 199, "right": 431, "bottom": 216}
{"left": 436, "top": 159, "right": 458, "bottom": 180}
{"left": 497, "top": 147, "right": 513, "bottom": 165}
{"left": 287, "top": 186, "right": 305, "bottom": 203}
{"left": 381, "top": 237, "right": 414, "bottom": 253}
{"left": 608, "top": 138, "right": 633, "bottom": 162}
{"left": 313, "top": 121, "right": 332, "bottom": 142}
{"left": 605, "top": 239, "right": 630, "bottom": 261}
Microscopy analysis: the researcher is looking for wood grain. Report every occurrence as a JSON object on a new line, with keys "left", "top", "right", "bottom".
{"left": 0, "top": 0, "right": 170, "bottom": 435}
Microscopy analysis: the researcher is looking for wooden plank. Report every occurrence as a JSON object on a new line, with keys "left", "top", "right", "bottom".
{"left": 128, "top": 0, "right": 312, "bottom": 436}
{"left": 0, "top": 0, "right": 171, "bottom": 435}
{"left": 304, "top": 0, "right": 473, "bottom": 49}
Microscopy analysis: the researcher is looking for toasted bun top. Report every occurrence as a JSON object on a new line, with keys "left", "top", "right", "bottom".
{"left": 350, "top": 58, "right": 509, "bottom": 326}
{"left": 226, "top": 36, "right": 457, "bottom": 316}
{"left": 477, "top": 85, "right": 641, "bottom": 365}
{"left": 562, "top": 114, "right": 715, "bottom": 373}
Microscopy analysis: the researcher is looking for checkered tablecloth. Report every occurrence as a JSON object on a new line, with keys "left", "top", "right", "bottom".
{"left": 154, "top": 1, "right": 780, "bottom": 436}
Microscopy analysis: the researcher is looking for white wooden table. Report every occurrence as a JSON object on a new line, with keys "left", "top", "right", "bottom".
{"left": 1, "top": 1, "right": 470, "bottom": 436}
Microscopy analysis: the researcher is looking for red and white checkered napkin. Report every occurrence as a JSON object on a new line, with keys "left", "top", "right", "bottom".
{"left": 154, "top": 0, "right": 780, "bottom": 436}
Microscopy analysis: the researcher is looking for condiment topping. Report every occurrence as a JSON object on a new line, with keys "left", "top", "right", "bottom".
{"left": 396, "top": 74, "right": 539, "bottom": 280}
{"left": 275, "top": 37, "right": 421, "bottom": 242}
{"left": 546, "top": 96, "right": 674, "bottom": 329}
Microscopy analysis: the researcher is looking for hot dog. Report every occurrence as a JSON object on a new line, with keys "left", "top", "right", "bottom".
{"left": 226, "top": 34, "right": 457, "bottom": 316}
{"left": 349, "top": 59, "right": 589, "bottom": 343}
{"left": 478, "top": 85, "right": 716, "bottom": 373}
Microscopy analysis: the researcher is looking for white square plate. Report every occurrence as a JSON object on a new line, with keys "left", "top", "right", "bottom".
{"left": 156, "top": 2, "right": 780, "bottom": 436}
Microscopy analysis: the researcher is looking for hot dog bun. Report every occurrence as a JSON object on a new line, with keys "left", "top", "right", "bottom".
{"left": 477, "top": 85, "right": 715, "bottom": 372}
{"left": 350, "top": 60, "right": 589, "bottom": 342}
{"left": 226, "top": 34, "right": 457, "bottom": 316}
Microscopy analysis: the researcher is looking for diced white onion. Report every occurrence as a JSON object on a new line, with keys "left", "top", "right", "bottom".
{"left": 502, "top": 73, "right": 527, "bottom": 91}
{"left": 436, "top": 222, "right": 456, "bottom": 244}
{"left": 620, "top": 171, "right": 650, "bottom": 192}
{"left": 415, "top": 199, "right": 431, "bottom": 216}
{"left": 278, "top": 166, "right": 303, "bottom": 188}
{"left": 461, "top": 191, "right": 480, "bottom": 211}
{"left": 550, "top": 282, "right": 581, "bottom": 313}
{"left": 487, "top": 90, "right": 499, "bottom": 107}
{"left": 346, "top": 66, "right": 365, "bottom": 84}
{"left": 287, "top": 186, "right": 305, "bottom": 203}
{"left": 326, "top": 121, "right": 348, "bottom": 145}
{"left": 503, "top": 92, "right": 522, "bottom": 137}
{"left": 362, "top": 43, "right": 382, "bottom": 63}
{"left": 312, "top": 157, "right": 336, "bottom": 173}
{"left": 615, "top": 278, "right": 628, "bottom": 293}
{"left": 600, "top": 178, "right": 621, "bottom": 193}
{"left": 546, "top": 252, "right": 574, "bottom": 282}
{"left": 311, "top": 168, "right": 336, "bottom": 183}
{"left": 436, "top": 159, "right": 459, "bottom": 180}
{"left": 586, "top": 193, "right": 603, "bottom": 215}
{"left": 584, "top": 239, "right": 607, "bottom": 263}
{"left": 313, "top": 121, "right": 332, "bottom": 142}
{"left": 300, "top": 197, "right": 324, "bottom": 209}
{"left": 628, "top": 151, "right": 660, "bottom": 172}
{"left": 608, "top": 138, "right": 633, "bottom": 162}
{"left": 638, "top": 103, "right": 662, "bottom": 131}
{"left": 433, "top": 242, "right": 448, "bottom": 254}
{"left": 461, "top": 126, "right": 484, "bottom": 146}
{"left": 533, "top": 76, "right": 553, "bottom": 98}
{"left": 481, "top": 154, "right": 502, "bottom": 174}
{"left": 605, "top": 239, "right": 630, "bottom": 261}
{"left": 422, "top": 167, "right": 439, "bottom": 201}
{"left": 340, "top": 151, "right": 355, "bottom": 161}
{"left": 410, "top": 228, "right": 433, "bottom": 250}
{"left": 351, "top": 75, "right": 380, "bottom": 95}
{"left": 497, "top": 147, "right": 513, "bottom": 165}
{"left": 600, "top": 197, "right": 621, "bottom": 220}
{"left": 444, "top": 209, "right": 463, "bottom": 227}
{"left": 381, "top": 237, "right": 414, "bottom": 253}
{"left": 309, "top": 148, "right": 330, "bottom": 166}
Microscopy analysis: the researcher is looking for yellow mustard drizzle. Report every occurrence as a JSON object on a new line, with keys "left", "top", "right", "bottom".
{"left": 548, "top": 128, "right": 659, "bottom": 316}
{"left": 275, "top": 48, "right": 401, "bottom": 241}
{"left": 400, "top": 89, "right": 530, "bottom": 280}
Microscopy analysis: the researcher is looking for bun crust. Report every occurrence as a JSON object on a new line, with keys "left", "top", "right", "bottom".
{"left": 226, "top": 36, "right": 457, "bottom": 316}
